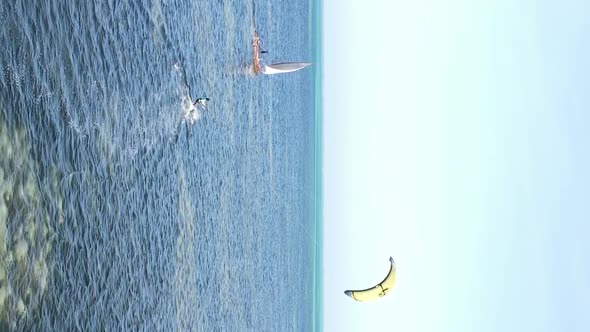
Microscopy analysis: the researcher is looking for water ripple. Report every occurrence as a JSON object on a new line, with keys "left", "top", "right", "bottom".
{"left": 0, "top": 0, "right": 315, "bottom": 330}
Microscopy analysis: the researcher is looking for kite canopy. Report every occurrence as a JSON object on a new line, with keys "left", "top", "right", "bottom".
{"left": 344, "top": 257, "right": 396, "bottom": 302}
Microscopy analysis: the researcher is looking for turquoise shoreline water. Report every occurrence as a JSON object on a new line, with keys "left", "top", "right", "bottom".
{"left": 311, "top": 0, "right": 323, "bottom": 331}
{"left": 0, "top": 0, "right": 321, "bottom": 330}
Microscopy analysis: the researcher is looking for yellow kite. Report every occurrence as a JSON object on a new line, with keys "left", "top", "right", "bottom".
{"left": 344, "top": 257, "right": 396, "bottom": 302}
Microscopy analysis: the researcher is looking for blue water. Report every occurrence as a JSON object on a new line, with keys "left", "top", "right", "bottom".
{"left": 0, "top": 0, "right": 319, "bottom": 330}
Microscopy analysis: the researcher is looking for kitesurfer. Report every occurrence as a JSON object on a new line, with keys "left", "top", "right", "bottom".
{"left": 193, "top": 98, "right": 209, "bottom": 107}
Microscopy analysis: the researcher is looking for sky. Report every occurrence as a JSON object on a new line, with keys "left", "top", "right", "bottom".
{"left": 322, "top": 0, "right": 590, "bottom": 331}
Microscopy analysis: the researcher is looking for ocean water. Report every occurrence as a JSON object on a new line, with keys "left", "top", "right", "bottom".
{"left": 0, "top": 0, "right": 320, "bottom": 330}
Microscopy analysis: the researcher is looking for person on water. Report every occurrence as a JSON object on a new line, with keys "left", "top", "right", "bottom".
{"left": 193, "top": 97, "right": 209, "bottom": 107}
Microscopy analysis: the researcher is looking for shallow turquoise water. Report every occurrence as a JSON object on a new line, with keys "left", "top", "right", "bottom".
{"left": 0, "top": 0, "right": 318, "bottom": 330}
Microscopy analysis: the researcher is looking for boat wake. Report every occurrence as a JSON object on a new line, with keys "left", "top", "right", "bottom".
{"left": 243, "top": 64, "right": 256, "bottom": 77}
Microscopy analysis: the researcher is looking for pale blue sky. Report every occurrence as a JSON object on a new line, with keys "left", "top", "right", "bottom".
{"left": 322, "top": 1, "right": 590, "bottom": 331}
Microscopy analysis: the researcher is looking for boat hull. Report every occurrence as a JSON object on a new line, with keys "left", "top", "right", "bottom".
{"left": 252, "top": 32, "right": 261, "bottom": 74}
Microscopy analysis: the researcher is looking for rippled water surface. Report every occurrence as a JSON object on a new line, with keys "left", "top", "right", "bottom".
{"left": 0, "top": 0, "right": 317, "bottom": 330}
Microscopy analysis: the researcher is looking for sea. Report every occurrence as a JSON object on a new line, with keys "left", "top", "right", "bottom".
{"left": 0, "top": 0, "right": 322, "bottom": 330}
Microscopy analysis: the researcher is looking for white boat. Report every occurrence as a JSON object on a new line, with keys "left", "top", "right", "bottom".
{"left": 252, "top": 31, "right": 311, "bottom": 75}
